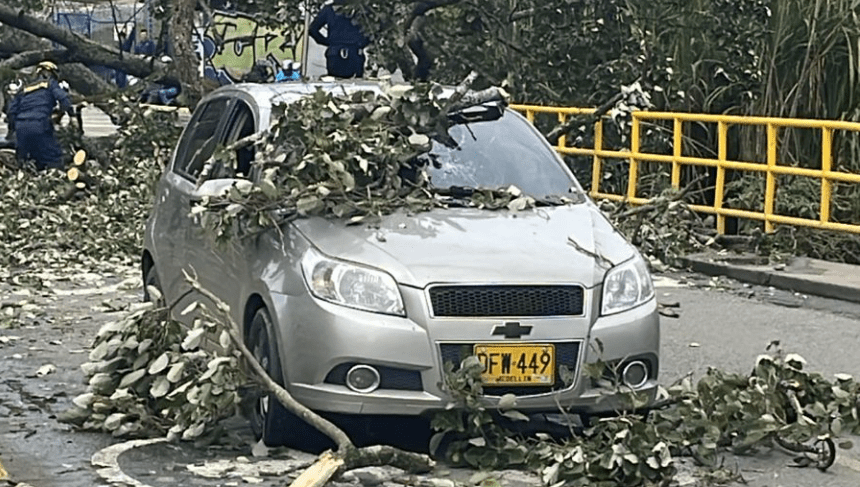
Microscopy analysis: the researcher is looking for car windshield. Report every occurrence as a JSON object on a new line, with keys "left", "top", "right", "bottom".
{"left": 415, "top": 109, "right": 580, "bottom": 199}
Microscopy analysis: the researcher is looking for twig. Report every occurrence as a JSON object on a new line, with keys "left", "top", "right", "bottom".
{"left": 546, "top": 91, "right": 625, "bottom": 146}
{"left": 184, "top": 274, "right": 434, "bottom": 486}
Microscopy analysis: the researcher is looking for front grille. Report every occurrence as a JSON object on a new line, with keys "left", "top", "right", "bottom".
{"left": 324, "top": 363, "right": 423, "bottom": 391}
{"left": 429, "top": 285, "right": 584, "bottom": 317}
{"left": 439, "top": 342, "right": 580, "bottom": 396}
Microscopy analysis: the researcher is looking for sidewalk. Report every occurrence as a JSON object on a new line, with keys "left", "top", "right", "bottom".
{"left": 676, "top": 252, "right": 860, "bottom": 304}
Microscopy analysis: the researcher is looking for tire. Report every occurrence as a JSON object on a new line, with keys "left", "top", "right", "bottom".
{"left": 142, "top": 263, "right": 164, "bottom": 305}
{"left": 247, "top": 307, "right": 335, "bottom": 453}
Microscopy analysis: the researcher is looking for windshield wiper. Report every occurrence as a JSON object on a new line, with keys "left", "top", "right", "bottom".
{"left": 433, "top": 186, "right": 475, "bottom": 207}
{"left": 434, "top": 186, "right": 475, "bottom": 198}
{"left": 447, "top": 102, "right": 504, "bottom": 125}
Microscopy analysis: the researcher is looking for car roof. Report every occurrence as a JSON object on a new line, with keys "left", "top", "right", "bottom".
{"left": 199, "top": 80, "right": 392, "bottom": 112}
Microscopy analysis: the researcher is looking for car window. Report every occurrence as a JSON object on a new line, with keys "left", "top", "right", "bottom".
{"left": 223, "top": 101, "right": 257, "bottom": 179}
{"left": 419, "top": 111, "right": 579, "bottom": 198}
{"left": 173, "top": 98, "right": 229, "bottom": 180}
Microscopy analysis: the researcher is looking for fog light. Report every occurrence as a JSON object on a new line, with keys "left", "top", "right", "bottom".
{"left": 346, "top": 365, "right": 380, "bottom": 393}
{"left": 621, "top": 360, "right": 649, "bottom": 389}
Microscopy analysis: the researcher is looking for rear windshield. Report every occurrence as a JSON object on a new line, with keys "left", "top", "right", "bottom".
{"left": 418, "top": 111, "right": 579, "bottom": 198}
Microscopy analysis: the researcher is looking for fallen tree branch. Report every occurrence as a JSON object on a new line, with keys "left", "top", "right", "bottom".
{"left": 613, "top": 173, "right": 709, "bottom": 219}
{"left": 186, "top": 274, "right": 435, "bottom": 486}
{"left": 545, "top": 91, "right": 624, "bottom": 146}
{"left": 0, "top": 3, "right": 168, "bottom": 78}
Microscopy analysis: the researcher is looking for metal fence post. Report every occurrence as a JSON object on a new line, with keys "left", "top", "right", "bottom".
{"left": 821, "top": 127, "right": 833, "bottom": 225}
{"left": 557, "top": 113, "right": 566, "bottom": 149}
{"left": 591, "top": 120, "right": 603, "bottom": 196}
{"left": 671, "top": 118, "right": 682, "bottom": 189}
{"left": 715, "top": 121, "right": 728, "bottom": 234}
{"left": 764, "top": 123, "right": 778, "bottom": 233}
{"left": 627, "top": 115, "right": 640, "bottom": 200}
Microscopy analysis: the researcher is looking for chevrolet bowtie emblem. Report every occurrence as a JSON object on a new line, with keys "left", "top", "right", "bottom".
{"left": 492, "top": 321, "right": 532, "bottom": 339}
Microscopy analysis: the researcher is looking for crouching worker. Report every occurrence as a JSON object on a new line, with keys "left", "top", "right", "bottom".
{"left": 7, "top": 61, "right": 75, "bottom": 170}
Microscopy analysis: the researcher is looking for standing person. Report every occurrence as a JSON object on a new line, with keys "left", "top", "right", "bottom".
{"left": 309, "top": 1, "right": 370, "bottom": 78}
{"left": 134, "top": 28, "right": 157, "bottom": 56}
{"left": 2, "top": 80, "right": 22, "bottom": 147}
{"left": 7, "top": 61, "right": 75, "bottom": 170}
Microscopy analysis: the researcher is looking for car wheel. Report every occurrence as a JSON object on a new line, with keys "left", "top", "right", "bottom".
{"left": 142, "top": 264, "right": 164, "bottom": 305}
{"left": 247, "top": 307, "right": 335, "bottom": 453}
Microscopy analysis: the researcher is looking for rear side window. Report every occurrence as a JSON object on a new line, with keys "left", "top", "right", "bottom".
{"left": 173, "top": 98, "right": 229, "bottom": 180}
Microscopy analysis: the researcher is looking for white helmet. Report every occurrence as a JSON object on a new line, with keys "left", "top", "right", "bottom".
{"left": 6, "top": 80, "right": 22, "bottom": 95}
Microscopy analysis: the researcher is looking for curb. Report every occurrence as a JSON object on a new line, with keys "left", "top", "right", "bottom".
{"left": 92, "top": 437, "right": 168, "bottom": 487}
{"left": 674, "top": 254, "right": 860, "bottom": 305}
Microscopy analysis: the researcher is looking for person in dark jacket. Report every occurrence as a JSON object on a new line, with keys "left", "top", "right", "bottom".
{"left": 7, "top": 61, "right": 75, "bottom": 170}
{"left": 134, "top": 28, "right": 157, "bottom": 56}
{"left": 309, "top": 1, "right": 370, "bottom": 78}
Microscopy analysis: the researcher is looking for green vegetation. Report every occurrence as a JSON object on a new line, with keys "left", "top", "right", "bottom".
{"left": 432, "top": 342, "right": 854, "bottom": 486}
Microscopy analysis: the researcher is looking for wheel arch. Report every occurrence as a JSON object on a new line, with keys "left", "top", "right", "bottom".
{"left": 244, "top": 293, "right": 267, "bottom": 340}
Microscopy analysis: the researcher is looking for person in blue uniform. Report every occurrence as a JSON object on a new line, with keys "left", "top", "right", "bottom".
{"left": 309, "top": 1, "right": 370, "bottom": 78}
{"left": 134, "top": 28, "right": 157, "bottom": 56}
{"left": 7, "top": 61, "right": 75, "bottom": 170}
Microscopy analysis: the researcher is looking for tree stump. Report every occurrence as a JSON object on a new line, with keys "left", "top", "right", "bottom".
{"left": 67, "top": 150, "right": 93, "bottom": 189}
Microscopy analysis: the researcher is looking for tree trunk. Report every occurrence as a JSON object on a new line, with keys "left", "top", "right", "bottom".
{"left": 60, "top": 62, "right": 116, "bottom": 97}
{"left": 0, "top": 4, "right": 169, "bottom": 80}
{"left": 168, "top": 0, "right": 206, "bottom": 105}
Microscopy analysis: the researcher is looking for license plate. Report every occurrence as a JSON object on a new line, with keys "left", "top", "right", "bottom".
{"left": 474, "top": 343, "right": 555, "bottom": 386}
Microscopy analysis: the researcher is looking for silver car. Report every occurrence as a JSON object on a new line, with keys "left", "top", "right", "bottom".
{"left": 142, "top": 81, "right": 660, "bottom": 449}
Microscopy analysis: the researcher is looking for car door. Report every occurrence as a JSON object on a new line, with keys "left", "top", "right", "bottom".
{"left": 183, "top": 97, "right": 259, "bottom": 320}
{"left": 158, "top": 96, "right": 231, "bottom": 316}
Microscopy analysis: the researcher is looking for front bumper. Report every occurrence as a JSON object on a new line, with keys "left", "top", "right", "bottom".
{"left": 267, "top": 285, "right": 659, "bottom": 416}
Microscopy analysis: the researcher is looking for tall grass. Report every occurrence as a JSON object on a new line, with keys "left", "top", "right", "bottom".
{"left": 735, "top": 0, "right": 860, "bottom": 246}
{"left": 619, "top": 0, "right": 860, "bottom": 246}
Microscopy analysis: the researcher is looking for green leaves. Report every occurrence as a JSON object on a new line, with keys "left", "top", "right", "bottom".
{"left": 435, "top": 348, "right": 860, "bottom": 486}
{"left": 199, "top": 80, "right": 550, "bottom": 241}
{"left": 0, "top": 96, "right": 179, "bottom": 276}
{"left": 61, "top": 303, "right": 244, "bottom": 441}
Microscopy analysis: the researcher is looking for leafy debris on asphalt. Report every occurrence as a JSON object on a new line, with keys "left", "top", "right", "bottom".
{"left": 0, "top": 97, "right": 181, "bottom": 282}
{"left": 431, "top": 345, "right": 857, "bottom": 485}
{"left": 60, "top": 300, "right": 245, "bottom": 441}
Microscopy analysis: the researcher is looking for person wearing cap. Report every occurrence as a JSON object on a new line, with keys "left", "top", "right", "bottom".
{"left": 6, "top": 61, "right": 75, "bottom": 170}
{"left": 309, "top": 1, "right": 370, "bottom": 78}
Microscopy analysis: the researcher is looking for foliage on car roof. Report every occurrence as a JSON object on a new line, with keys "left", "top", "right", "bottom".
{"left": 197, "top": 76, "right": 575, "bottom": 241}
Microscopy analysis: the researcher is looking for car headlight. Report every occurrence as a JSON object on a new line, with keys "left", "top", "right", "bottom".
{"left": 601, "top": 257, "right": 655, "bottom": 315}
{"left": 300, "top": 247, "right": 405, "bottom": 316}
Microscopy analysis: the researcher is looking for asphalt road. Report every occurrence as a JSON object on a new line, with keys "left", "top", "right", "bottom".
{"left": 2, "top": 268, "right": 860, "bottom": 486}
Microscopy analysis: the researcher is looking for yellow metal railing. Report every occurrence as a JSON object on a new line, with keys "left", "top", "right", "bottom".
{"left": 511, "top": 104, "right": 860, "bottom": 235}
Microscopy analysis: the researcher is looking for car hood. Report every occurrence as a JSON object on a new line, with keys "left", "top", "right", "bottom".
{"left": 291, "top": 204, "right": 637, "bottom": 288}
